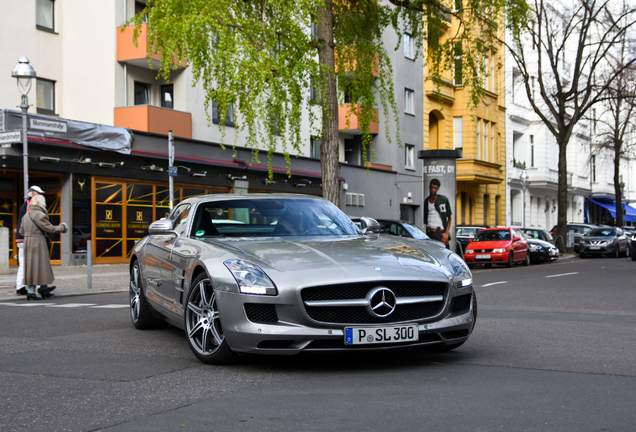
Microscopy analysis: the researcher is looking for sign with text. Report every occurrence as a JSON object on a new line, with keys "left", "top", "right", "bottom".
{"left": 0, "top": 130, "right": 21, "bottom": 144}
{"left": 30, "top": 118, "right": 68, "bottom": 133}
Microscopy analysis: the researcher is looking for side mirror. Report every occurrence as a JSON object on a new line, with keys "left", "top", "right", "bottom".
{"left": 467, "top": 238, "right": 473, "bottom": 243}
{"left": 513, "top": 236, "right": 520, "bottom": 242}
{"left": 148, "top": 219, "right": 178, "bottom": 236}
{"left": 360, "top": 217, "right": 381, "bottom": 234}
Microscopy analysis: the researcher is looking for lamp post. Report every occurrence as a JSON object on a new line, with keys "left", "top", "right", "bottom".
{"left": 520, "top": 169, "right": 529, "bottom": 228}
{"left": 11, "top": 57, "right": 37, "bottom": 202}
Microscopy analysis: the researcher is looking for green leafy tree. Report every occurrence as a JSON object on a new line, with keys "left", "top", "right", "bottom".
{"left": 127, "top": 0, "right": 507, "bottom": 206}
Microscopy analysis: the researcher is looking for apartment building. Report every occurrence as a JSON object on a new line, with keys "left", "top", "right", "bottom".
{"left": 423, "top": 4, "right": 507, "bottom": 229}
{"left": 0, "top": 0, "right": 424, "bottom": 265}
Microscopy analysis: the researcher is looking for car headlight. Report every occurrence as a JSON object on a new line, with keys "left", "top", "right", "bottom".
{"left": 224, "top": 259, "right": 278, "bottom": 295}
{"left": 465, "top": 249, "right": 474, "bottom": 254}
{"left": 529, "top": 244, "right": 541, "bottom": 252}
{"left": 580, "top": 240, "right": 587, "bottom": 245}
{"left": 448, "top": 253, "right": 472, "bottom": 289}
{"left": 493, "top": 248, "right": 506, "bottom": 253}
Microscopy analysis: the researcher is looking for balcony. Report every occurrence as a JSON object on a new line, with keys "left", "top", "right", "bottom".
{"left": 114, "top": 105, "right": 192, "bottom": 138}
{"left": 117, "top": 23, "right": 186, "bottom": 69}
{"left": 456, "top": 159, "right": 504, "bottom": 184}
{"left": 424, "top": 76, "right": 455, "bottom": 105}
{"left": 338, "top": 104, "right": 379, "bottom": 135}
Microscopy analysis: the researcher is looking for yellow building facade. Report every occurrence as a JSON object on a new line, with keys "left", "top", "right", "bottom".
{"left": 423, "top": 9, "right": 506, "bottom": 227}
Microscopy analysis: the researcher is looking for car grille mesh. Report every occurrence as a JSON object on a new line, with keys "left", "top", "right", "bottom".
{"left": 301, "top": 281, "right": 447, "bottom": 324}
{"left": 450, "top": 294, "right": 472, "bottom": 315}
{"left": 244, "top": 304, "right": 278, "bottom": 323}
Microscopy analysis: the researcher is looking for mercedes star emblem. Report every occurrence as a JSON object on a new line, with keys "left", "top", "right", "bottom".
{"left": 365, "top": 286, "right": 397, "bottom": 318}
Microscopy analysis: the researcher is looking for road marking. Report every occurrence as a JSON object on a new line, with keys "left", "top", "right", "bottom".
{"left": 546, "top": 272, "right": 579, "bottom": 278}
{"left": 0, "top": 302, "right": 55, "bottom": 307}
{"left": 89, "top": 304, "right": 129, "bottom": 309}
{"left": 46, "top": 303, "right": 97, "bottom": 308}
{"left": 482, "top": 281, "right": 508, "bottom": 287}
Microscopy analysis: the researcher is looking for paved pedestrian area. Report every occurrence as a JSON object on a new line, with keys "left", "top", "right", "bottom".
{"left": 0, "top": 264, "right": 129, "bottom": 300}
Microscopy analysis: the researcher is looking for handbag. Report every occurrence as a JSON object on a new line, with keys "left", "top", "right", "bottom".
{"left": 29, "top": 213, "right": 52, "bottom": 250}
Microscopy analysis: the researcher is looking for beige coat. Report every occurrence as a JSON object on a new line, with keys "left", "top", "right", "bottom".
{"left": 19, "top": 204, "right": 67, "bottom": 286}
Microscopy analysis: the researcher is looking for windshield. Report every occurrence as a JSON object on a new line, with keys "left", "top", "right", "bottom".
{"left": 191, "top": 198, "right": 360, "bottom": 237}
{"left": 586, "top": 228, "right": 616, "bottom": 237}
{"left": 473, "top": 229, "right": 511, "bottom": 242}
{"left": 402, "top": 222, "right": 430, "bottom": 240}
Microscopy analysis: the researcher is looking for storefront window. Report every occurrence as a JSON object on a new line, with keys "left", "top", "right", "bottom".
{"left": 73, "top": 175, "right": 92, "bottom": 253}
{"left": 126, "top": 184, "right": 153, "bottom": 257}
{"left": 95, "top": 182, "right": 124, "bottom": 259}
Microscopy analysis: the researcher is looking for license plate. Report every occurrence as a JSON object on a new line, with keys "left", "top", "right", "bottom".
{"left": 345, "top": 324, "right": 419, "bottom": 345}
{"left": 590, "top": 246, "right": 601, "bottom": 250}
{"left": 476, "top": 254, "right": 491, "bottom": 259}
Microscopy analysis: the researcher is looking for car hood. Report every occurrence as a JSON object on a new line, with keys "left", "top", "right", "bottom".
{"left": 206, "top": 235, "right": 452, "bottom": 280}
{"left": 583, "top": 236, "right": 616, "bottom": 242}
{"left": 466, "top": 240, "right": 510, "bottom": 249}
{"left": 527, "top": 239, "right": 555, "bottom": 248}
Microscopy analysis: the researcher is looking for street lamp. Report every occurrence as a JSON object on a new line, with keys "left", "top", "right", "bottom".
{"left": 520, "top": 169, "right": 529, "bottom": 228}
{"left": 12, "top": 57, "right": 36, "bottom": 202}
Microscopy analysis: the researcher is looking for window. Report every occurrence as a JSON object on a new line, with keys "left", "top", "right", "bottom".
{"left": 36, "top": 78, "right": 55, "bottom": 114}
{"left": 404, "top": 88, "right": 414, "bottom": 114}
{"left": 161, "top": 85, "right": 173, "bottom": 109}
{"left": 531, "top": 76, "right": 536, "bottom": 98}
{"left": 530, "top": 135, "right": 534, "bottom": 167}
{"left": 311, "top": 137, "right": 322, "bottom": 159}
{"left": 36, "top": 0, "right": 54, "bottom": 31}
{"left": 169, "top": 204, "right": 191, "bottom": 236}
{"left": 404, "top": 33, "right": 414, "bottom": 59}
{"left": 405, "top": 144, "right": 415, "bottom": 169}
{"left": 476, "top": 118, "right": 481, "bottom": 159}
{"left": 592, "top": 108, "right": 597, "bottom": 133}
{"left": 454, "top": 117, "right": 463, "bottom": 149}
{"left": 310, "top": 78, "right": 321, "bottom": 104}
{"left": 490, "top": 123, "right": 495, "bottom": 163}
{"left": 135, "top": 2, "right": 149, "bottom": 23}
{"left": 495, "top": 196, "right": 500, "bottom": 225}
{"left": 591, "top": 155, "right": 596, "bottom": 182}
{"left": 134, "top": 81, "right": 150, "bottom": 105}
{"left": 454, "top": 0, "right": 462, "bottom": 11}
{"left": 483, "top": 194, "right": 489, "bottom": 225}
{"left": 212, "top": 99, "right": 235, "bottom": 127}
{"left": 483, "top": 120, "right": 489, "bottom": 160}
{"left": 453, "top": 42, "right": 463, "bottom": 86}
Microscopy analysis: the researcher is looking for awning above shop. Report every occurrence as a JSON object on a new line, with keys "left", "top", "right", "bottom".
{"left": 588, "top": 198, "right": 636, "bottom": 222}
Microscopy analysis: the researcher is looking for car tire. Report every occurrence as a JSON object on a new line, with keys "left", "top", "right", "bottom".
{"left": 523, "top": 252, "right": 530, "bottom": 266}
{"left": 506, "top": 251, "right": 514, "bottom": 268}
{"left": 624, "top": 246, "right": 630, "bottom": 258}
{"left": 129, "top": 261, "right": 168, "bottom": 330}
{"left": 416, "top": 293, "right": 477, "bottom": 353}
{"left": 185, "top": 273, "right": 238, "bottom": 365}
{"left": 615, "top": 247, "right": 620, "bottom": 258}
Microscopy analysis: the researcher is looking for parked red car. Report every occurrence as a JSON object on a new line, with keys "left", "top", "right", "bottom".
{"left": 463, "top": 227, "right": 530, "bottom": 268}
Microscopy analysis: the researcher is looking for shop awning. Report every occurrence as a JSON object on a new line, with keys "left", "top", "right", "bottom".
{"left": 588, "top": 198, "right": 636, "bottom": 222}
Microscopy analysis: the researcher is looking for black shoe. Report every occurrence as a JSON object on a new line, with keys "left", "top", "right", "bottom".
{"left": 26, "top": 293, "right": 41, "bottom": 301}
{"left": 40, "top": 292, "right": 55, "bottom": 299}
{"left": 38, "top": 286, "right": 56, "bottom": 295}
{"left": 16, "top": 287, "right": 27, "bottom": 295}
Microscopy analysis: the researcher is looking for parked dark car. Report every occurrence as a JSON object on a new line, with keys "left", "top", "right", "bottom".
{"left": 527, "top": 238, "right": 559, "bottom": 264}
{"left": 455, "top": 226, "right": 486, "bottom": 256}
{"left": 579, "top": 227, "right": 630, "bottom": 258}
{"left": 631, "top": 231, "right": 636, "bottom": 261}
{"left": 375, "top": 219, "right": 446, "bottom": 248}
{"left": 521, "top": 228, "right": 555, "bottom": 244}
{"left": 550, "top": 223, "right": 598, "bottom": 252}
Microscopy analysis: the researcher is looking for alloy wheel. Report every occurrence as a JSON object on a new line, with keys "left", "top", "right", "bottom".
{"left": 129, "top": 264, "right": 141, "bottom": 323}
{"left": 186, "top": 278, "right": 224, "bottom": 355}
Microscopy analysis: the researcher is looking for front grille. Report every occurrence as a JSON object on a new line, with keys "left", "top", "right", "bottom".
{"left": 450, "top": 294, "right": 472, "bottom": 315}
{"left": 301, "top": 281, "right": 448, "bottom": 324}
{"left": 244, "top": 304, "right": 278, "bottom": 323}
{"left": 306, "top": 333, "right": 442, "bottom": 349}
{"left": 471, "top": 248, "right": 493, "bottom": 253}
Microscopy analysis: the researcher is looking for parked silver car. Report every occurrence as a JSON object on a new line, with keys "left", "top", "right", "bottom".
{"left": 129, "top": 194, "right": 477, "bottom": 364}
{"left": 579, "top": 227, "right": 630, "bottom": 258}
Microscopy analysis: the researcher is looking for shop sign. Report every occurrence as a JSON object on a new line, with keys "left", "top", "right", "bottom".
{"left": 0, "top": 130, "right": 22, "bottom": 145}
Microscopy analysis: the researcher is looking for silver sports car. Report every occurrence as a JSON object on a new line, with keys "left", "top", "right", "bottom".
{"left": 129, "top": 194, "right": 476, "bottom": 364}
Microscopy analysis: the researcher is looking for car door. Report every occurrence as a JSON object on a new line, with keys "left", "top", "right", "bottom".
{"left": 616, "top": 228, "right": 627, "bottom": 253}
{"left": 143, "top": 204, "right": 191, "bottom": 306}
{"left": 512, "top": 229, "right": 525, "bottom": 260}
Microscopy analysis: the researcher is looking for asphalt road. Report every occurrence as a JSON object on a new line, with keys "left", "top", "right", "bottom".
{"left": 1, "top": 256, "right": 635, "bottom": 432}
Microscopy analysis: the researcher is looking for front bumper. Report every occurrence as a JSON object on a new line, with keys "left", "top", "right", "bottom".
{"left": 216, "top": 290, "right": 476, "bottom": 355}
{"left": 463, "top": 252, "right": 509, "bottom": 264}
{"left": 579, "top": 244, "right": 616, "bottom": 255}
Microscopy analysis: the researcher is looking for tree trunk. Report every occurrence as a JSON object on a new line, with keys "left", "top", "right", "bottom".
{"left": 317, "top": 0, "right": 341, "bottom": 207}
{"left": 556, "top": 141, "right": 568, "bottom": 252}
{"left": 614, "top": 148, "right": 623, "bottom": 228}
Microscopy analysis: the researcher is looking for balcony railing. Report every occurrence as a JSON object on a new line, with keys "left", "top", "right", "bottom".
{"left": 117, "top": 23, "right": 186, "bottom": 69}
{"left": 338, "top": 104, "right": 379, "bottom": 135}
{"left": 114, "top": 105, "right": 192, "bottom": 138}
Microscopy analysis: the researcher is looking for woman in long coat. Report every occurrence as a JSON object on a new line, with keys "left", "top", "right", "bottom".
{"left": 19, "top": 194, "right": 67, "bottom": 300}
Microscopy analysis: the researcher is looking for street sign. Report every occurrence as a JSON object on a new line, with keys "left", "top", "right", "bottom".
{"left": 29, "top": 118, "right": 68, "bottom": 133}
{"left": 0, "top": 130, "right": 22, "bottom": 145}
{"left": 169, "top": 166, "right": 178, "bottom": 177}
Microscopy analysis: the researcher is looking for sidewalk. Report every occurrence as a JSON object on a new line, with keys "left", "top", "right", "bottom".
{"left": 0, "top": 264, "right": 129, "bottom": 300}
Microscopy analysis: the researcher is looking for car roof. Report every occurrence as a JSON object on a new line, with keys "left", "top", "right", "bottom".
{"left": 179, "top": 193, "right": 325, "bottom": 206}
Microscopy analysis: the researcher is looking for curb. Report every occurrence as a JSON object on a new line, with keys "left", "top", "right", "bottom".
{"left": 0, "top": 289, "right": 128, "bottom": 302}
